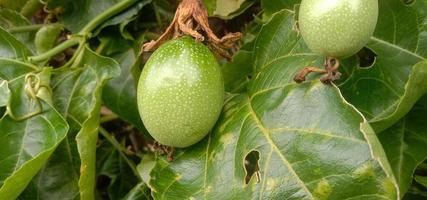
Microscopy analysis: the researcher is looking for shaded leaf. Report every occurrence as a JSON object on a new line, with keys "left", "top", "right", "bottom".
{"left": 20, "top": 138, "right": 80, "bottom": 200}
{"left": 203, "top": 0, "right": 255, "bottom": 19}
{"left": 122, "top": 183, "right": 151, "bottom": 200}
{"left": 94, "top": 0, "right": 152, "bottom": 38}
{"left": 52, "top": 46, "right": 120, "bottom": 199}
{"left": 261, "top": 0, "right": 300, "bottom": 17}
{"left": 96, "top": 139, "right": 139, "bottom": 199}
{"left": 0, "top": 9, "right": 36, "bottom": 52}
{"left": 146, "top": 11, "right": 398, "bottom": 199}
{"left": 339, "top": 0, "right": 427, "bottom": 131}
{"left": 415, "top": 175, "right": 427, "bottom": 188}
{"left": 0, "top": 79, "right": 10, "bottom": 107}
{"left": 102, "top": 46, "right": 145, "bottom": 131}
{"left": 0, "top": 26, "right": 31, "bottom": 59}
{"left": 21, "top": 46, "right": 120, "bottom": 199}
{"left": 35, "top": 24, "right": 63, "bottom": 54}
{"left": 47, "top": 0, "right": 137, "bottom": 33}
{"left": 378, "top": 103, "right": 427, "bottom": 196}
{"left": 0, "top": 68, "right": 68, "bottom": 199}
{"left": 0, "top": 0, "right": 30, "bottom": 12}
{"left": 222, "top": 50, "right": 252, "bottom": 93}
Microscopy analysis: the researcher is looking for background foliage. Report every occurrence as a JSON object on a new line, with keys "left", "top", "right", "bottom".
{"left": 0, "top": 0, "right": 426, "bottom": 199}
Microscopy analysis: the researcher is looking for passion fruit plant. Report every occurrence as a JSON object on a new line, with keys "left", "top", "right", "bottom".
{"left": 0, "top": 0, "right": 426, "bottom": 199}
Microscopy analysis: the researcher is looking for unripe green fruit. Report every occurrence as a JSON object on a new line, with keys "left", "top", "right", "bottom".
{"left": 299, "top": 0, "right": 378, "bottom": 58}
{"left": 137, "top": 36, "right": 224, "bottom": 148}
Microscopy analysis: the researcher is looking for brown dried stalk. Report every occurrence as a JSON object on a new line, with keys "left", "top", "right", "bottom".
{"left": 142, "top": 0, "right": 242, "bottom": 59}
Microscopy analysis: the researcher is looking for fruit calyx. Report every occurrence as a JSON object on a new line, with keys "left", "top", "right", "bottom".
{"left": 141, "top": 0, "right": 242, "bottom": 60}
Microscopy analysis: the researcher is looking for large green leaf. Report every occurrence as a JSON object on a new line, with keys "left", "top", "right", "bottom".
{"left": 20, "top": 138, "right": 80, "bottom": 200}
{"left": 47, "top": 0, "right": 138, "bottom": 33}
{"left": 102, "top": 47, "right": 145, "bottom": 131}
{"left": 53, "top": 46, "right": 119, "bottom": 199}
{"left": 0, "top": 68, "right": 68, "bottom": 199}
{"left": 378, "top": 103, "right": 427, "bottom": 196}
{"left": 339, "top": 0, "right": 427, "bottom": 131}
{"left": 20, "top": 46, "right": 120, "bottom": 199}
{"left": 0, "top": 26, "right": 31, "bottom": 59}
{"left": 0, "top": 9, "right": 36, "bottom": 52}
{"left": 145, "top": 11, "right": 398, "bottom": 199}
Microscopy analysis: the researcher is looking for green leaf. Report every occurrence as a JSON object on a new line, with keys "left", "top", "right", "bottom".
{"left": 35, "top": 24, "right": 63, "bottom": 54}
{"left": 0, "top": 9, "right": 36, "bottom": 52}
{"left": 222, "top": 50, "right": 253, "bottom": 92}
{"left": 146, "top": 11, "right": 398, "bottom": 199}
{"left": 22, "top": 46, "right": 120, "bottom": 199}
{"left": 47, "top": 0, "right": 137, "bottom": 33}
{"left": 261, "top": 0, "right": 300, "bottom": 17}
{"left": 102, "top": 47, "right": 145, "bottom": 131}
{"left": 0, "top": 0, "right": 30, "bottom": 11}
{"left": 0, "top": 59, "right": 36, "bottom": 80}
{"left": 20, "top": 139, "right": 80, "bottom": 200}
{"left": 0, "top": 79, "right": 10, "bottom": 107}
{"left": 51, "top": 46, "right": 120, "bottom": 199}
{"left": 415, "top": 175, "right": 427, "bottom": 188}
{"left": 0, "top": 68, "right": 68, "bottom": 199}
{"left": 94, "top": 0, "right": 151, "bottom": 38}
{"left": 203, "top": 0, "right": 255, "bottom": 19}
{"left": 96, "top": 140, "right": 139, "bottom": 199}
{"left": 0, "top": 26, "right": 31, "bottom": 59}
{"left": 378, "top": 103, "right": 427, "bottom": 196}
{"left": 339, "top": 0, "right": 427, "bottom": 131}
{"left": 122, "top": 183, "right": 151, "bottom": 200}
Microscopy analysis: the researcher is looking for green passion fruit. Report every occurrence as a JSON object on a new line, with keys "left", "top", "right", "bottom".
{"left": 299, "top": 0, "right": 378, "bottom": 58}
{"left": 137, "top": 36, "right": 224, "bottom": 148}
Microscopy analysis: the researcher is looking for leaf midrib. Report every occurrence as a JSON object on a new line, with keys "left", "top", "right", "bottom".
{"left": 247, "top": 96, "right": 315, "bottom": 200}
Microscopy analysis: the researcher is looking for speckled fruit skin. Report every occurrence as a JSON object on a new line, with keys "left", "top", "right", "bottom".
{"left": 299, "top": 0, "right": 378, "bottom": 58}
{"left": 137, "top": 36, "right": 224, "bottom": 148}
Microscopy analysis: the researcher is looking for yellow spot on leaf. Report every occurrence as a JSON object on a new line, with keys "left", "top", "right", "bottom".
{"left": 266, "top": 178, "right": 279, "bottom": 191}
{"left": 220, "top": 133, "right": 234, "bottom": 145}
{"left": 176, "top": 174, "right": 182, "bottom": 181}
{"left": 352, "top": 162, "right": 375, "bottom": 181}
{"left": 313, "top": 179, "right": 331, "bottom": 200}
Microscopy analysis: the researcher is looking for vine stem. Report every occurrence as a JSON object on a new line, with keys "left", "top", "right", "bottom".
{"left": 7, "top": 24, "right": 45, "bottom": 33}
{"left": 99, "top": 127, "right": 142, "bottom": 181}
{"left": 28, "top": 0, "right": 138, "bottom": 63}
{"left": 28, "top": 37, "right": 81, "bottom": 62}
{"left": 78, "top": 0, "right": 138, "bottom": 35}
